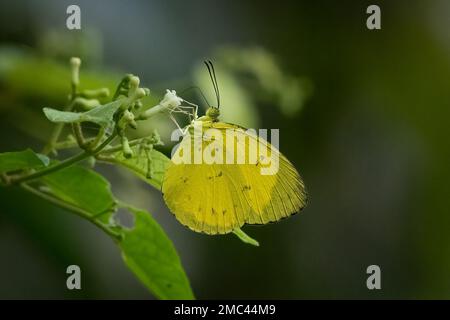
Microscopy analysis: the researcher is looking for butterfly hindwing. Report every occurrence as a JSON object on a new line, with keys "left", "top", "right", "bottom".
{"left": 162, "top": 161, "right": 247, "bottom": 234}
{"left": 162, "top": 121, "right": 307, "bottom": 235}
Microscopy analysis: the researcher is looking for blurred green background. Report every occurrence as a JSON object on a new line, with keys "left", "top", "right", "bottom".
{"left": 1, "top": 0, "right": 449, "bottom": 299}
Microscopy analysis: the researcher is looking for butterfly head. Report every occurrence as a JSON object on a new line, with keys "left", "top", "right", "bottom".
{"left": 204, "top": 60, "right": 221, "bottom": 122}
{"left": 206, "top": 106, "right": 220, "bottom": 121}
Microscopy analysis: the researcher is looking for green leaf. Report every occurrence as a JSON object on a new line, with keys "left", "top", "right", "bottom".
{"left": 82, "top": 99, "right": 124, "bottom": 124}
{"left": 43, "top": 99, "right": 123, "bottom": 126}
{"left": 43, "top": 108, "right": 82, "bottom": 123}
{"left": 233, "top": 228, "right": 260, "bottom": 246}
{"left": 103, "top": 147, "right": 170, "bottom": 189}
{"left": 0, "top": 149, "right": 49, "bottom": 173}
{"left": 119, "top": 206, "right": 194, "bottom": 299}
{"left": 35, "top": 153, "right": 51, "bottom": 166}
{"left": 41, "top": 165, "right": 116, "bottom": 223}
{"left": 28, "top": 164, "right": 193, "bottom": 299}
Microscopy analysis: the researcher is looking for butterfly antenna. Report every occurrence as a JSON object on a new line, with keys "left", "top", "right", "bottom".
{"left": 208, "top": 60, "right": 220, "bottom": 108}
{"left": 204, "top": 60, "right": 220, "bottom": 108}
{"left": 179, "top": 85, "right": 210, "bottom": 107}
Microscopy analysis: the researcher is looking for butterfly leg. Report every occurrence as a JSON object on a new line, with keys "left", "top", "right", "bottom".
{"left": 181, "top": 100, "right": 199, "bottom": 120}
{"left": 170, "top": 106, "right": 197, "bottom": 122}
{"left": 169, "top": 112, "right": 185, "bottom": 134}
{"left": 168, "top": 100, "right": 199, "bottom": 135}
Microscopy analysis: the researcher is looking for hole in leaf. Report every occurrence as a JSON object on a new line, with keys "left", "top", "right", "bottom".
{"left": 113, "top": 208, "right": 135, "bottom": 229}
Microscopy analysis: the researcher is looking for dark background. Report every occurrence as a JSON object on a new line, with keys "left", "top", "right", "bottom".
{"left": 0, "top": 0, "right": 449, "bottom": 299}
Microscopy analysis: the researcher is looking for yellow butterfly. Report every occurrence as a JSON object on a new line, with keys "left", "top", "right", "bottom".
{"left": 162, "top": 61, "right": 307, "bottom": 235}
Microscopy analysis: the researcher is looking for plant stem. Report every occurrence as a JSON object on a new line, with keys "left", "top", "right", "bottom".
{"left": 72, "top": 122, "right": 87, "bottom": 148}
{"left": 14, "top": 152, "right": 89, "bottom": 183}
{"left": 54, "top": 137, "right": 96, "bottom": 151}
{"left": 11, "top": 133, "right": 117, "bottom": 185}
{"left": 100, "top": 138, "right": 143, "bottom": 154}
{"left": 21, "top": 183, "right": 121, "bottom": 240}
{"left": 90, "top": 126, "right": 106, "bottom": 149}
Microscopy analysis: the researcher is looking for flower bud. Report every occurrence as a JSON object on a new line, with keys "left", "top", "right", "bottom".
{"left": 122, "top": 136, "right": 133, "bottom": 158}
{"left": 132, "top": 88, "right": 146, "bottom": 100}
{"left": 129, "top": 76, "right": 140, "bottom": 90}
{"left": 70, "top": 57, "right": 81, "bottom": 87}
{"left": 73, "top": 97, "right": 100, "bottom": 110}
{"left": 80, "top": 88, "right": 110, "bottom": 99}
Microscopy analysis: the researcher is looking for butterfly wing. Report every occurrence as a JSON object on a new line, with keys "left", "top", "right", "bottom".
{"left": 212, "top": 122, "right": 307, "bottom": 225}
{"left": 162, "top": 121, "right": 307, "bottom": 234}
{"left": 163, "top": 161, "right": 252, "bottom": 234}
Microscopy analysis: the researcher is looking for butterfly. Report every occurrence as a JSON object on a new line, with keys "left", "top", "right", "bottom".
{"left": 162, "top": 61, "right": 307, "bottom": 235}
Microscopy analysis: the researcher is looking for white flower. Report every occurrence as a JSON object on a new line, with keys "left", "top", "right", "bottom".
{"left": 139, "top": 89, "right": 185, "bottom": 120}
{"left": 160, "top": 89, "right": 183, "bottom": 110}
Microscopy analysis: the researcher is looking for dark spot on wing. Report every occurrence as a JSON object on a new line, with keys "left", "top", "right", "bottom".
{"left": 212, "top": 208, "right": 216, "bottom": 215}
{"left": 242, "top": 185, "right": 252, "bottom": 191}
{"left": 222, "top": 209, "right": 227, "bottom": 215}
{"left": 216, "top": 171, "right": 223, "bottom": 177}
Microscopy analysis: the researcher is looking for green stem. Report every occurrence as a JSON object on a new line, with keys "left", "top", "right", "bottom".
{"left": 11, "top": 133, "right": 117, "bottom": 185}
{"left": 90, "top": 126, "right": 106, "bottom": 149}
{"left": 15, "top": 152, "right": 89, "bottom": 183}
{"left": 54, "top": 137, "right": 96, "bottom": 151}
{"left": 95, "top": 154, "right": 119, "bottom": 164}
{"left": 100, "top": 138, "right": 143, "bottom": 154}
{"left": 72, "top": 122, "right": 87, "bottom": 148}
{"left": 21, "top": 183, "right": 121, "bottom": 240}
